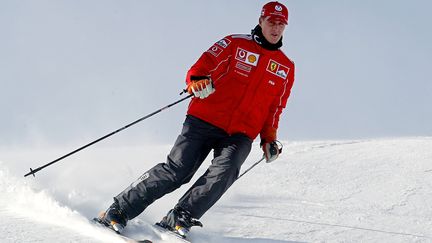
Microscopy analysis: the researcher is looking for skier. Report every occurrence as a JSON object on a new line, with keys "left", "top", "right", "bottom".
{"left": 96, "top": 1, "right": 295, "bottom": 238}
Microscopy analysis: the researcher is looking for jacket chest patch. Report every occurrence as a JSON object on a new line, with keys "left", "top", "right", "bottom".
{"left": 235, "top": 47, "right": 260, "bottom": 67}
{"left": 267, "top": 59, "right": 290, "bottom": 79}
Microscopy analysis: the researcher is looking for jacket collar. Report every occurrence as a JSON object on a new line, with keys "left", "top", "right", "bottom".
{"left": 251, "top": 25, "right": 283, "bottom": 51}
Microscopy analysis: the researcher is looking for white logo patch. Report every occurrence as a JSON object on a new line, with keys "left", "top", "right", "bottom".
{"left": 131, "top": 173, "right": 149, "bottom": 187}
{"left": 267, "top": 59, "right": 290, "bottom": 79}
{"left": 207, "top": 45, "right": 223, "bottom": 57}
{"left": 235, "top": 47, "right": 260, "bottom": 67}
{"left": 216, "top": 38, "right": 231, "bottom": 48}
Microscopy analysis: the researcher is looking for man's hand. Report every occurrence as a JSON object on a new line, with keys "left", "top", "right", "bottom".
{"left": 262, "top": 140, "right": 282, "bottom": 162}
{"left": 187, "top": 76, "right": 215, "bottom": 99}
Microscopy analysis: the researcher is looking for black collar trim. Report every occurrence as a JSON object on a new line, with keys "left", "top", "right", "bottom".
{"left": 251, "top": 25, "right": 283, "bottom": 51}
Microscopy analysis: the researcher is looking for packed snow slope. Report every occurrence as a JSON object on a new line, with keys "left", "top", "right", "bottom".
{"left": 0, "top": 137, "right": 431, "bottom": 242}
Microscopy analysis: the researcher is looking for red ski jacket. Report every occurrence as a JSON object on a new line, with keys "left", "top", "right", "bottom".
{"left": 186, "top": 34, "right": 295, "bottom": 141}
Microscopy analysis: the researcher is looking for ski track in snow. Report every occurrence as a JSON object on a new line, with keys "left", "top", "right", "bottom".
{"left": 0, "top": 137, "right": 431, "bottom": 242}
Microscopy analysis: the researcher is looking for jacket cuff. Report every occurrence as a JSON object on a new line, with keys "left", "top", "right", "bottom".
{"left": 260, "top": 126, "right": 277, "bottom": 144}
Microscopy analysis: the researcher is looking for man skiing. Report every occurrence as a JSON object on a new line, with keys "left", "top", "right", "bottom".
{"left": 96, "top": 1, "right": 295, "bottom": 238}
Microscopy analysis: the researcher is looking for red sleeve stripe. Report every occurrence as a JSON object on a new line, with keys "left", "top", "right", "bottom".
{"left": 209, "top": 55, "right": 231, "bottom": 73}
{"left": 210, "top": 55, "right": 232, "bottom": 84}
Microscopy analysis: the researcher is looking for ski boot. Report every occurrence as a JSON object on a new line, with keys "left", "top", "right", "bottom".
{"left": 94, "top": 202, "right": 128, "bottom": 233}
{"left": 157, "top": 206, "right": 203, "bottom": 238}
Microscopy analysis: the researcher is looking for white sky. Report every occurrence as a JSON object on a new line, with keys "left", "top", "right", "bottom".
{"left": 1, "top": 0, "right": 431, "bottom": 147}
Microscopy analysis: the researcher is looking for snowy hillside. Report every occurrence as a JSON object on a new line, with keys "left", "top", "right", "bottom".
{"left": 1, "top": 137, "right": 431, "bottom": 242}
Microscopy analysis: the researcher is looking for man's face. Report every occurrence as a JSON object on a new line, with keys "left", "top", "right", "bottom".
{"left": 259, "top": 17, "right": 286, "bottom": 44}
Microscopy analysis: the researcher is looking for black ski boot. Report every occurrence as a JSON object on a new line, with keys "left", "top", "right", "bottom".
{"left": 157, "top": 206, "right": 203, "bottom": 238}
{"left": 94, "top": 202, "right": 128, "bottom": 233}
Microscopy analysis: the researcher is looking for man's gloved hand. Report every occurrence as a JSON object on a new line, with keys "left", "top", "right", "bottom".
{"left": 259, "top": 126, "right": 281, "bottom": 162}
{"left": 187, "top": 76, "right": 215, "bottom": 99}
{"left": 261, "top": 140, "right": 282, "bottom": 163}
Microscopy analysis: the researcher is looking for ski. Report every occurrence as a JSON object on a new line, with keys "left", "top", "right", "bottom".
{"left": 116, "top": 233, "right": 153, "bottom": 243}
{"left": 92, "top": 217, "right": 153, "bottom": 243}
{"left": 152, "top": 224, "right": 192, "bottom": 243}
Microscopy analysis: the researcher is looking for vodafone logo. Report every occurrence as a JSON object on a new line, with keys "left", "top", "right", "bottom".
{"left": 275, "top": 5, "right": 282, "bottom": 11}
{"left": 207, "top": 44, "right": 223, "bottom": 57}
{"left": 238, "top": 50, "right": 246, "bottom": 59}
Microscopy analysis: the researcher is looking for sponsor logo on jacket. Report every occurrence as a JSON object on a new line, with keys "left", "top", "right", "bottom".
{"left": 216, "top": 38, "right": 231, "bottom": 48}
{"left": 267, "top": 59, "right": 290, "bottom": 79}
{"left": 131, "top": 172, "right": 149, "bottom": 187}
{"left": 207, "top": 45, "right": 223, "bottom": 57}
{"left": 207, "top": 38, "right": 231, "bottom": 57}
{"left": 235, "top": 47, "right": 260, "bottom": 67}
{"left": 235, "top": 61, "right": 252, "bottom": 73}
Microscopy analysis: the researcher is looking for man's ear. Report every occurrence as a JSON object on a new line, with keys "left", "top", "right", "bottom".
{"left": 258, "top": 17, "right": 263, "bottom": 26}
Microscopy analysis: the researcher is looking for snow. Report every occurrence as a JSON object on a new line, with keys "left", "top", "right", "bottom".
{"left": 1, "top": 137, "right": 431, "bottom": 242}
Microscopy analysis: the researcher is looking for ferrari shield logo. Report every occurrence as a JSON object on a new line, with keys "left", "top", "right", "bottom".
{"left": 267, "top": 59, "right": 289, "bottom": 79}
{"left": 270, "top": 61, "right": 278, "bottom": 72}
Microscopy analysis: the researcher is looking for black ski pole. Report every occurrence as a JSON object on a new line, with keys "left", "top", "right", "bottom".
{"left": 24, "top": 94, "right": 193, "bottom": 178}
{"left": 237, "top": 140, "right": 283, "bottom": 180}
{"left": 237, "top": 156, "right": 265, "bottom": 180}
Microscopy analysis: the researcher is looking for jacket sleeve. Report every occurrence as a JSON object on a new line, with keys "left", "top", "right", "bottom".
{"left": 260, "top": 61, "right": 295, "bottom": 142}
{"left": 185, "top": 36, "right": 234, "bottom": 85}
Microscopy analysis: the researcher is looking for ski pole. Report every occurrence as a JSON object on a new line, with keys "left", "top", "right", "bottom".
{"left": 237, "top": 156, "right": 265, "bottom": 180}
{"left": 237, "top": 140, "right": 283, "bottom": 180}
{"left": 24, "top": 94, "right": 193, "bottom": 178}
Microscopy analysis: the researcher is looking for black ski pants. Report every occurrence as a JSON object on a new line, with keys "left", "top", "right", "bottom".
{"left": 114, "top": 115, "right": 252, "bottom": 219}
